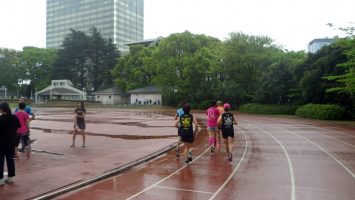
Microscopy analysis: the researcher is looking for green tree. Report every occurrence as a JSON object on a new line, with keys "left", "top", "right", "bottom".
{"left": 0, "top": 48, "right": 21, "bottom": 91}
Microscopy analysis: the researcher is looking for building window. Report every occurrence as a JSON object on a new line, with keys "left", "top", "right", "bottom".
{"left": 109, "top": 95, "right": 112, "bottom": 99}
{"left": 97, "top": 96, "right": 100, "bottom": 99}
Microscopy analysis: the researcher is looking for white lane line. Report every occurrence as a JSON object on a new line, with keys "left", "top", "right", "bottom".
{"left": 125, "top": 146, "right": 212, "bottom": 200}
{"left": 308, "top": 132, "right": 355, "bottom": 148}
{"left": 209, "top": 127, "right": 248, "bottom": 200}
{"left": 283, "top": 128, "right": 355, "bottom": 179}
{"left": 154, "top": 185, "right": 214, "bottom": 194}
{"left": 254, "top": 126, "right": 296, "bottom": 200}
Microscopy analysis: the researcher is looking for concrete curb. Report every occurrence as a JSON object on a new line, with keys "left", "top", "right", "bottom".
{"left": 30, "top": 142, "right": 177, "bottom": 200}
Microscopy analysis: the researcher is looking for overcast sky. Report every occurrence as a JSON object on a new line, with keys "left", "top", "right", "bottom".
{"left": 0, "top": 0, "right": 354, "bottom": 51}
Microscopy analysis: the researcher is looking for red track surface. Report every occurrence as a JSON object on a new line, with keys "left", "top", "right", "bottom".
{"left": 56, "top": 114, "right": 355, "bottom": 200}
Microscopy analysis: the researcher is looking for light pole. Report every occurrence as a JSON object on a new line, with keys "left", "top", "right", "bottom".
{"left": 1, "top": 86, "right": 7, "bottom": 99}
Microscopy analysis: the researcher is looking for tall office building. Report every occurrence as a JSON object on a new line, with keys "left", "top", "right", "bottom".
{"left": 308, "top": 38, "right": 335, "bottom": 53}
{"left": 46, "top": 0, "right": 144, "bottom": 51}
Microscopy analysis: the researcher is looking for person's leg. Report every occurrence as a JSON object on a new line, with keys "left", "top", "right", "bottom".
{"left": 184, "top": 143, "right": 191, "bottom": 164}
{"left": 23, "top": 135, "right": 30, "bottom": 157}
{"left": 224, "top": 138, "right": 229, "bottom": 155}
{"left": 0, "top": 149, "right": 5, "bottom": 181}
{"left": 81, "top": 130, "right": 86, "bottom": 147}
{"left": 208, "top": 130, "right": 215, "bottom": 153}
{"left": 176, "top": 136, "right": 181, "bottom": 158}
{"left": 71, "top": 129, "right": 77, "bottom": 147}
{"left": 228, "top": 136, "right": 234, "bottom": 154}
{"left": 5, "top": 149, "right": 15, "bottom": 183}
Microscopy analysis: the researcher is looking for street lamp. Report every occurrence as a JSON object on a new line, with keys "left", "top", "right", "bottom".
{"left": 1, "top": 86, "right": 7, "bottom": 99}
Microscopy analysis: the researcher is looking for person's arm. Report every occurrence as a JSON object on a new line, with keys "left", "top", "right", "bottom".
{"left": 26, "top": 117, "right": 30, "bottom": 135}
{"left": 174, "top": 118, "right": 179, "bottom": 128}
{"left": 217, "top": 115, "right": 222, "bottom": 126}
{"left": 233, "top": 115, "right": 238, "bottom": 125}
{"left": 174, "top": 113, "right": 179, "bottom": 120}
{"left": 193, "top": 117, "right": 201, "bottom": 133}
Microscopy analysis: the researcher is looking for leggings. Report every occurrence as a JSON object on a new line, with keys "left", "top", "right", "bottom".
{"left": 0, "top": 148, "right": 15, "bottom": 179}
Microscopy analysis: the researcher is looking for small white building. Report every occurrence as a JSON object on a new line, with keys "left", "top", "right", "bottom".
{"left": 92, "top": 88, "right": 129, "bottom": 105}
{"left": 308, "top": 38, "right": 336, "bottom": 53}
{"left": 128, "top": 85, "right": 162, "bottom": 105}
{"left": 36, "top": 80, "right": 86, "bottom": 101}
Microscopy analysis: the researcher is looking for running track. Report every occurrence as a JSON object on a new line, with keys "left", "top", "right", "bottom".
{"left": 57, "top": 114, "right": 355, "bottom": 200}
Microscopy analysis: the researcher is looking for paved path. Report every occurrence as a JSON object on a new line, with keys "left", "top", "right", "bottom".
{"left": 0, "top": 108, "right": 177, "bottom": 200}
{"left": 57, "top": 114, "right": 355, "bottom": 200}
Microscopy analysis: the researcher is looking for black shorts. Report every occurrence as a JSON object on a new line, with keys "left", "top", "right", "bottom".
{"left": 75, "top": 119, "right": 86, "bottom": 130}
{"left": 180, "top": 132, "right": 194, "bottom": 144}
{"left": 222, "top": 131, "right": 234, "bottom": 139}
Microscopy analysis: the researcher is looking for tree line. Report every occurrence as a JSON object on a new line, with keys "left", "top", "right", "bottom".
{"left": 113, "top": 30, "right": 354, "bottom": 117}
{"left": 0, "top": 27, "right": 354, "bottom": 116}
{"left": 0, "top": 27, "right": 119, "bottom": 97}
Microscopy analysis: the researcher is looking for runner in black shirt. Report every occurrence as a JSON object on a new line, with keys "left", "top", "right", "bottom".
{"left": 217, "top": 103, "right": 237, "bottom": 162}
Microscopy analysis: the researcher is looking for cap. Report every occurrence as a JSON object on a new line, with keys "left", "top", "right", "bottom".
{"left": 223, "top": 103, "right": 231, "bottom": 110}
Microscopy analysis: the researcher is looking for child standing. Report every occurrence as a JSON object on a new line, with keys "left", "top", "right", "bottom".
{"left": 174, "top": 103, "right": 200, "bottom": 164}
{"left": 14, "top": 103, "right": 31, "bottom": 158}
{"left": 206, "top": 100, "right": 220, "bottom": 153}
{"left": 218, "top": 103, "right": 237, "bottom": 162}
{"left": 71, "top": 102, "right": 87, "bottom": 147}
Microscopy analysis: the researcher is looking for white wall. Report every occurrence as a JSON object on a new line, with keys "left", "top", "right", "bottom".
{"left": 130, "top": 93, "right": 162, "bottom": 104}
{"left": 95, "top": 94, "right": 129, "bottom": 105}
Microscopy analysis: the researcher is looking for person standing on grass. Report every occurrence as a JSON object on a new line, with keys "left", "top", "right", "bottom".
{"left": 15, "top": 103, "right": 31, "bottom": 158}
{"left": 174, "top": 103, "right": 200, "bottom": 164}
{"left": 206, "top": 100, "right": 220, "bottom": 154}
{"left": 216, "top": 101, "right": 225, "bottom": 146}
{"left": 217, "top": 103, "right": 237, "bottom": 162}
{"left": 174, "top": 101, "right": 187, "bottom": 158}
{"left": 71, "top": 102, "right": 86, "bottom": 147}
{"left": 0, "top": 102, "right": 21, "bottom": 186}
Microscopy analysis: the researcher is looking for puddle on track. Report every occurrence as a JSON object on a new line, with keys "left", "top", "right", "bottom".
{"left": 31, "top": 127, "right": 177, "bottom": 140}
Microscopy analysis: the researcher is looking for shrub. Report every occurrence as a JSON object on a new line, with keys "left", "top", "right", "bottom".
{"left": 239, "top": 103, "right": 297, "bottom": 115}
{"left": 295, "top": 104, "right": 345, "bottom": 120}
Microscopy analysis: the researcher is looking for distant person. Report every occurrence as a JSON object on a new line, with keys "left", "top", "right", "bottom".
{"left": 216, "top": 101, "right": 225, "bottom": 146}
{"left": 14, "top": 103, "right": 31, "bottom": 158}
{"left": 206, "top": 100, "right": 220, "bottom": 153}
{"left": 218, "top": 103, "right": 237, "bottom": 162}
{"left": 15, "top": 97, "right": 35, "bottom": 121}
{"left": 15, "top": 97, "right": 34, "bottom": 153}
{"left": 174, "top": 101, "right": 187, "bottom": 158}
{"left": 0, "top": 102, "right": 21, "bottom": 185}
{"left": 71, "top": 102, "right": 86, "bottom": 147}
{"left": 174, "top": 103, "right": 200, "bottom": 164}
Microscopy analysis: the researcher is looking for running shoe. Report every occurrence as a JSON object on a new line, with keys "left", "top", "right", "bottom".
{"left": 185, "top": 159, "right": 190, "bottom": 165}
{"left": 176, "top": 150, "right": 180, "bottom": 158}
{"left": 211, "top": 146, "right": 215, "bottom": 153}
{"left": 5, "top": 177, "right": 14, "bottom": 184}
{"left": 228, "top": 153, "right": 233, "bottom": 162}
{"left": 188, "top": 152, "right": 192, "bottom": 162}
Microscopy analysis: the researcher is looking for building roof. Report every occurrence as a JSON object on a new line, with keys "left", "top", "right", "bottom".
{"left": 309, "top": 38, "right": 335, "bottom": 45}
{"left": 92, "top": 88, "right": 126, "bottom": 95}
{"left": 124, "top": 38, "right": 161, "bottom": 47}
{"left": 37, "top": 88, "right": 81, "bottom": 96}
{"left": 128, "top": 85, "right": 161, "bottom": 94}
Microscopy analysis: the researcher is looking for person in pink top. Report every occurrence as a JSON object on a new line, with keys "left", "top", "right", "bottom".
{"left": 206, "top": 100, "right": 220, "bottom": 153}
{"left": 14, "top": 103, "right": 30, "bottom": 158}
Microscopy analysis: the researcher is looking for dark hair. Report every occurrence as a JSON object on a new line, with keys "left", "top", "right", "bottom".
{"left": 19, "top": 102, "right": 26, "bottom": 110}
{"left": 182, "top": 103, "right": 191, "bottom": 114}
{"left": 180, "top": 100, "right": 187, "bottom": 107}
{"left": 77, "top": 101, "right": 85, "bottom": 110}
{"left": 0, "top": 102, "right": 11, "bottom": 114}
{"left": 210, "top": 100, "right": 217, "bottom": 107}
{"left": 224, "top": 107, "right": 230, "bottom": 112}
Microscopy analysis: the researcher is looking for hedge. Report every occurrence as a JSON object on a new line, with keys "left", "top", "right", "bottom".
{"left": 295, "top": 104, "right": 345, "bottom": 120}
{"left": 239, "top": 103, "right": 297, "bottom": 115}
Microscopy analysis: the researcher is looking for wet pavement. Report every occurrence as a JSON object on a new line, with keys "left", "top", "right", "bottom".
{"left": 55, "top": 113, "right": 355, "bottom": 200}
{"left": 0, "top": 107, "right": 177, "bottom": 200}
